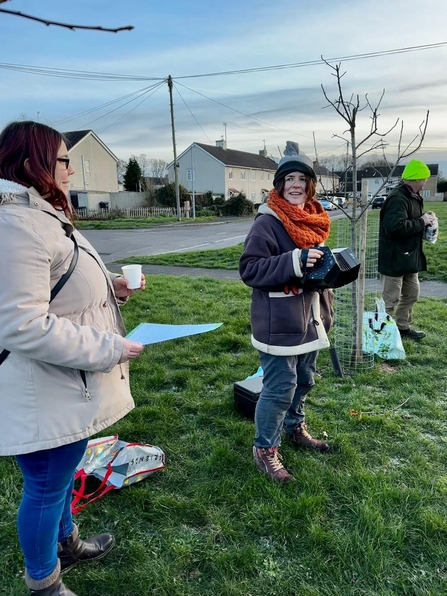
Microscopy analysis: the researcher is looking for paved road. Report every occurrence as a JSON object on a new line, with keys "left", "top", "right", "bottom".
{"left": 82, "top": 219, "right": 254, "bottom": 264}
{"left": 81, "top": 214, "right": 447, "bottom": 299}
{"left": 82, "top": 211, "right": 343, "bottom": 265}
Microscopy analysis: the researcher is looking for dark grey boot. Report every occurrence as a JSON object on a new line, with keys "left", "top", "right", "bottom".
{"left": 58, "top": 524, "right": 115, "bottom": 574}
{"left": 26, "top": 562, "right": 77, "bottom": 595}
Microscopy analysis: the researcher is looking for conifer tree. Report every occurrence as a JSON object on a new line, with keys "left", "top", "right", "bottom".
{"left": 123, "top": 157, "right": 142, "bottom": 192}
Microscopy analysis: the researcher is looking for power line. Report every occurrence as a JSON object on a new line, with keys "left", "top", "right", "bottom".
{"left": 175, "top": 80, "right": 313, "bottom": 139}
{"left": 98, "top": 81, "right": 166, "bottom": 133}
{"left": 54, "top": 81, "right": 165, "bottom": 126}
{"left": 174, "top": 41, "right": 447, "bottom": 79}
{"left": 1, "top": 40, "right": 447, "bottom": 82}
{"left": 73, "top": 82, "right": 165, "bottom": 129}
{"left": 173, "top": 83, "right": 213, "bottom": 144}
{"left": 0, "top": 62, "right": 162, "bottom": 81}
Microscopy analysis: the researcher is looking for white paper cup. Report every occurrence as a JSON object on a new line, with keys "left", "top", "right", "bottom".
{"left": 121, "top": 264, "right": 142, "bottom": 289}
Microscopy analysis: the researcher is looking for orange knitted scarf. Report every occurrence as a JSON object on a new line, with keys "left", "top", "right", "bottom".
{"left": 267, "top": 189, "right": 330, "bottom": 248}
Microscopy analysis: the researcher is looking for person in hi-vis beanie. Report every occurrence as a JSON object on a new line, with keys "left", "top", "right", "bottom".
{"left": 377, "top": 158, "right": 435, "bottom": 340}
{"left": 402, "top": 160, "right": 431, "bottom": 181}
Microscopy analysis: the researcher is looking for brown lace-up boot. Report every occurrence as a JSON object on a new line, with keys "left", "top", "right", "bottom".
{"left": 253, "top": 446, "right": 295, "bottom": 482}
{"left": 288, "top": 424, "right": 329, "bottom": 452}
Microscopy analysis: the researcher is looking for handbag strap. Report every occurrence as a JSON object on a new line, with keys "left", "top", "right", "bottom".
{"left": 0, "top": 234, "right": 79, "bottom": 366}
{"left": 50, "top": 235, "right": 79, "bottom": 300}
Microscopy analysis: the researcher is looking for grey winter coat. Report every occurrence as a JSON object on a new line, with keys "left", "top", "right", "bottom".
{"left": 239, "top": 204, "right": 334, "bottom": 356}
{"left": 0, "top": 180, "right": 134, "bottom": 456}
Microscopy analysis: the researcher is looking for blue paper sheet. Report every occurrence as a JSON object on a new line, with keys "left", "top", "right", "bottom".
{"left": 125, "top": 322, "right": 223, "bottom": 345}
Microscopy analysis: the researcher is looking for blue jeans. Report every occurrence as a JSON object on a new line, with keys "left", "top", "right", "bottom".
{"left": 254, "top": 351, "right": 318, "bottom": 449}
{"left": 15, "top": 438, "right": 88, "bottom": 580}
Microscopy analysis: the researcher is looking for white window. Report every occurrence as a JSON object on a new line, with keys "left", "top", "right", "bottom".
{"left": 241, "top": 170, "right": 246, "bottom": 180}
{"left": 423, "top": 190, "right": 430, "bottom": 198}
{"left": 187, "top": 169, "right": 193, "bottom": 182}
{"left": 251, "top": 171, "right": 256, "bottom": 181}
{"left": 251, "top": 192, "right": 256, "bottom": 202}
{"left": 261, "top": 172, "right": 264, "bottom": 181}
{"left": 228, "top": 169, "right": 233, "bottom": 180}
{"left": 84, "top": 160, "right": 90, "bottom": 173}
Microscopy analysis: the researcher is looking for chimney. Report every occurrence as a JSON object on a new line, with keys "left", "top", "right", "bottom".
{"left": 259, "top": 148, "right": 267, "bottom": 158}
{"left": 216, "top": 139, "right": 227, "bottom": 150}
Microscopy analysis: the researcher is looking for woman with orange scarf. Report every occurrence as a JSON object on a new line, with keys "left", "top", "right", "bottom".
{"left": 239, "top": 153, "right": 333, "bottom": 482}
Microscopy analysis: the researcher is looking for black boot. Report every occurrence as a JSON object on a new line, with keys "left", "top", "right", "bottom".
{"left": 58, "top": 524, "right": 115, "bottom": 574}
{"left": 26, "top": 562, "right": 78, "bottom": 595}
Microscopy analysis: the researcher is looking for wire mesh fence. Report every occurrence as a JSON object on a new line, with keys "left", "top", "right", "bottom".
{"left": 333, "top": 211, "right": 380, "bottom": 374}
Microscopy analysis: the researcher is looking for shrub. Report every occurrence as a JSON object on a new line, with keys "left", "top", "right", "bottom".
{"left": 220, "top": 193, "right": 254, "bottom": 216}
{"left": 156, "top": 183, "right": 190, "bottom": 208}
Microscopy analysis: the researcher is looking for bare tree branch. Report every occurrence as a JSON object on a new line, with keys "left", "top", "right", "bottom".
{"left": 398, "top": 111, "right": 430, "bottom": 160}
{"left": 332, "top": 133, "right": 350, "bottom": 143}
{"left": 0, "top": 6, "right": 134, "bottom": 32}
{"left": 321, "top": 58, "right": 353, "bottom": 126}
{"left": 313, "top": 132, "right": 352, "bottom": 218}
{"left": 356, "top": 142, "right": 388, "bottom": 160}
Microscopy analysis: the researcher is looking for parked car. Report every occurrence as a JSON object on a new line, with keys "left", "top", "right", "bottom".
{"left": 371, "top": 195, "right": 386, "bottom": 209}
{"left": 319, "top": 199, "right": 337, "bottom": 211}
{"left": 334, "top": 195, "right": 347, "bottom": 207}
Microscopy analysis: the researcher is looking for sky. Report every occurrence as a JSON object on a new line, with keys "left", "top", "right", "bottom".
{"left": 1, "top": 0, "right": 447, "bottom": 174}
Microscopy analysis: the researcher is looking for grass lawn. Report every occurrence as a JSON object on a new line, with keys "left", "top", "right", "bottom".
{"left": 2, "top": 274, "right": 447, "bottom": 595}
{"left": 118, "top": 202, "right": 447, "bottom": 282}
{"left": 75, "top": 215, "right": 220, "bottom": 230}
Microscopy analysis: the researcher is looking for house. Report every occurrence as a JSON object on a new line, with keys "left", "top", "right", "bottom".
{"left": 167, "top": 141, "right": 278, "bottom": 204}
{"left": 313, "top": 162, "right": 340, "bottom": 194}
{"left": 142, "top": 176, "right": 169, "bottom": 191}
{"left": 64, "top": 130, "right": 119, "bottom": 210}
{"left": 360, "top": 164, "right": 439, "bottom": 199}
{"left": 335, "top": 163, "right": 439, "bottom": 199}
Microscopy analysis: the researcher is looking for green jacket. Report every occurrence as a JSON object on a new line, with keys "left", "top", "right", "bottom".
{"left": 378, "top": 183, "right": 426, "bottom": 276}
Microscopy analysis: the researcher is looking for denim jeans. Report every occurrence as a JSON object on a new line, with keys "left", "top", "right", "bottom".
{"left": 15, "top": 438, "right": 88, "bottom": 580}
{"left": 254, "top": 351, "right": 318, "bottom": 449}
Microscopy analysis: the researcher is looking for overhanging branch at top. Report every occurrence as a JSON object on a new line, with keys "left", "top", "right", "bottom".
{"left": 0, "top": 2, "right": 133, "bottom": 32}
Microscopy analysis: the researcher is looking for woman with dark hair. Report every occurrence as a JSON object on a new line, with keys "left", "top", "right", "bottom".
{"left": 239, "top": 153, "right": 333, "bottom": 482}
{"left": 0, "top": 121, "right": 145, "bottom": 595}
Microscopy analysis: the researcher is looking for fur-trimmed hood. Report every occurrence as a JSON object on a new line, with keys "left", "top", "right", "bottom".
{"left": 0, "top": 179, "right": 29, "bottom": 203}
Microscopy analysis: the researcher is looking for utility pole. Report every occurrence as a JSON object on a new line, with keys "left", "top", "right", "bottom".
{"left": 168, "top": 75, "right": 181, "bottom": 220}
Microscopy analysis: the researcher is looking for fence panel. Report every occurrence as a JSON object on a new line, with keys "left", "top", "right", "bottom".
{"left": 75, "top": 207, "right": 181, "bottom": 219}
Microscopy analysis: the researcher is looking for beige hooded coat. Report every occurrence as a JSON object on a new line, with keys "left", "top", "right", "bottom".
{"left": 0, "top": 180, "right": 134, "bottom": 456}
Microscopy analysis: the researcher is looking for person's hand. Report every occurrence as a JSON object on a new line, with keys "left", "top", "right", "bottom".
{"left": 422, "top": 212, "right": 435, "bottom": 226}
{"left": 303, "top": 248, "right": 324, "bottom": 268}
{"left": 113, "top": 274, "right": 146, "bottom": 298}
{"left": 119, "top": 339, "right": 144, "bottom": 363}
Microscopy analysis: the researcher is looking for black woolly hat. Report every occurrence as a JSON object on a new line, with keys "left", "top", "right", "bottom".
{"left": 273, "top": 154, "right": 317, "bottom": 186}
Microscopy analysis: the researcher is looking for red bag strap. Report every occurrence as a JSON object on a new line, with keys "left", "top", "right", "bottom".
{"left": 71, "top": 484, "right": 116, "bottom": 514}
{"left": 71, "top": 466, "right": 115, "bottom": 514}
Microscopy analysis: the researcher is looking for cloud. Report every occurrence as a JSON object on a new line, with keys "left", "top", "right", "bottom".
{"left": 2, "top": 0, "right": 447, "bottom": 166}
